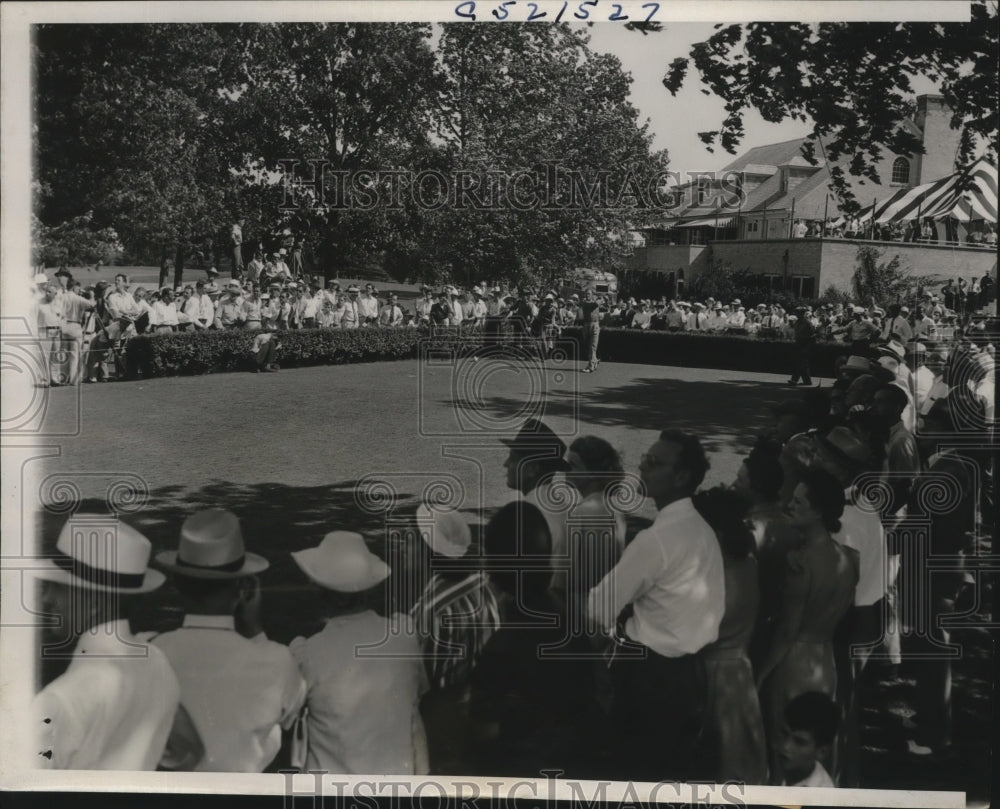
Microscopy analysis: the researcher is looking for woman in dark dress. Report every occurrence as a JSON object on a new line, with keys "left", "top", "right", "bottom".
{"left": 470, "top": 501, "right": 598, "bottom": 777}
{"left": 694, "top": 487, "right": 769, "bottom": 785}
{"left": 756, "top": 469, "right": 859, "bottom": 784}
{"left": 734, "top": 439, "right": 799, "bottom": 669}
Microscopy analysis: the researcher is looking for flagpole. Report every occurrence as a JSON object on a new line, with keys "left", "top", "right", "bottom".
{"left": 789, "top": 198, "right": 796, "bottom": 238}
{"left": 869, "top": 198, "right": 877, "bottom": 239}
{"left": 822, "top": 194, "right": 830, "bottom": 239}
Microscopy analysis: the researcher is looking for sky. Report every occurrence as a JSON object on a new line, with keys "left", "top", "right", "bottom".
{"left": 582, "top": 23, "right": 813, "bottom": 174}
{"left": 580, "top": 22, "right": 948, "bottom": 176}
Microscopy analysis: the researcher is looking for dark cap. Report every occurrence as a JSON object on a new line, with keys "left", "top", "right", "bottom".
{"left": 499, "top": 418, "right": 567, "bottom": 464}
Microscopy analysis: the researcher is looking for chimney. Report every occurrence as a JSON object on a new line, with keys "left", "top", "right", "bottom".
{"left": 913, "top": 94, "right": 961, "bottom": 185}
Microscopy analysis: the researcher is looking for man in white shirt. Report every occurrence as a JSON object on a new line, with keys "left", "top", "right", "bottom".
{"left": 471, "top": 287, "right": 489, "bottom": 328}
{"left": 214, "top": 281, "right": 246, "bottom": 329}
{"left": 358, "top": 283, "right": 380, "bottom": 325}
{"left": 185, "top": 280, "right": 215, "bottom": 330}
{"left": 290, "top": 531, "right": 428, "bottom": 775}
{"left": 665, "top": 302, "right": 687, "bottom": 331}
{"left": 707, "top": 303, "right": 729, "bottom": 332}
{"left": 449, "top": 289, "right": 465, "bottom": 327}
{"left": 154, "top": 509, "right": 306, "bottom": 772}
{"left": 379, "top": 293, "right": 404, "bottom": 327}
{"left": 151, "top": 288, "right": 181, "bottom": 332}
{"left": 589, "top": 429, "right": 724, "bottom": 781}
{"left": 881, "top": 304, "right": 913, "bottom": 343}
{"left": 273, "top": 250, "right": 292, "bottom": 282}
{"left": 32, "top": 515, "right": 201, "bottom": 771}
{"left": 630, "top": 302, "right": 652, "bottom": 329}
{"left": 297, "top": 282, "right": 322, "bottom": 328}
{"left": 106, "top": 274, "right": 139, "bottom": 321}
{"left": 231, "top": 220, "right": 244, "bottom": 279}
{"left": 909, "top": 343, "right": 935, "bottom": 411}
{"left": 689, "top": 302, "right": 710, "bottom": 331}
{"left": 728, "top": 305, "right": 747, "bottom": 329}
{"left": 35, "top": 283, "right": 66, "bottom": 386}
{"left": 911, "top": 306, "right": 937, "bottom": 341}
{"left": 341, "top": 286, "right": 362, "bottom": 329}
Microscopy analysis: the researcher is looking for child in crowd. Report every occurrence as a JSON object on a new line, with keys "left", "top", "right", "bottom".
{"left": 777, "top": 691, "right": 839, "bottom": 787}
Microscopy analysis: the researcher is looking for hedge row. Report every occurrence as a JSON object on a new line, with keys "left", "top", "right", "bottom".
{"left": 123, "top": 326, "right": 849, "bottom": 378}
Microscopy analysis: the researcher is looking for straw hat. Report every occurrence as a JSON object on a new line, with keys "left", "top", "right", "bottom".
{"left": 416, "top": 503, "right": 472, "bottom": 558}
{"left": 34, "top": 515, "right": 165, "bottom": 593}
{"left": 291, "top": 531, "right": 389, "bottom": 592}
{"left": 156, "top": 509, "right": 268, "bottom": 580}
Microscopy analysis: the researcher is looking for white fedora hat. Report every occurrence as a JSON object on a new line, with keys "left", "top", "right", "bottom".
{"left": 156, "top": 509, "right": 269, "bottom": 580}
{"left": 416, "top": 503, "right": 471, "bottom": 558}
{"left": 34, "top": 514, "right": 165, "bottom": 594}
{"left": 291, "top": 531, "right": 389, "bottom": 592}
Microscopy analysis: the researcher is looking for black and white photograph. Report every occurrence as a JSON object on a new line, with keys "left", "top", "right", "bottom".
{"left": 1, "top": 2, "right": 996, "bottom": 807}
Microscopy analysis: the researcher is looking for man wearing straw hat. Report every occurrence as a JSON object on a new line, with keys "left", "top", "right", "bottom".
{"left": 31, "top": 514, "right": 201, "bottom": 770}
{"left": 153, "top": 509, "right": 306, "bottom": 772}
{"left": 290, "top": 530, "right": 429, "bottom": 774}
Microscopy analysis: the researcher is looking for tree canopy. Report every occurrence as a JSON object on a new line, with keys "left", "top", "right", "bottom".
{"left": 33, "top": 22, "right": 666, "bottom": 282}
{"left": 660, "top": 3, "right": 998, "bottom": 202}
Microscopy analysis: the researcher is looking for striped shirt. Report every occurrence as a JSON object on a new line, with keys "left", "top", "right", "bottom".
{"left": 410, "top": 570, "right": 501, "bottom": 690}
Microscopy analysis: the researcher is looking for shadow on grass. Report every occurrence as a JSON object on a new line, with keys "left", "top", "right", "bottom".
{"left": 447, "top": 375, "right": 799, "bottom": 455}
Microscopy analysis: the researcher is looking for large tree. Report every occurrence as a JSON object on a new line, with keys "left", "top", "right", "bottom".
{"left": 34, "top": 24, "right": 241, "bottom": 266}
{"left": 221, "top": 22, "right": 442, "bottom": 276}
{"left": 427, "top": 23, "right": 669, "bottom": 287}
{"left": 659, "top": 3, "right": 998, "bottom": 201}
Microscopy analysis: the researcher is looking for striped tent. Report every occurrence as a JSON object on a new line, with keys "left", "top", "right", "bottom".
{"left": 872, "top": 157, "right": 998, "bottom": 224}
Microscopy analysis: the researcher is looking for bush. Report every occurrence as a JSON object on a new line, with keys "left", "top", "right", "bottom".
{"left": 125, "top": 325, "right": 852, "bottom": 379}
{"left": 560, "top": 328, "right": 848, "bottom": 377}
{"left": 125, "top": 328, "right": 426, "bottom": 377}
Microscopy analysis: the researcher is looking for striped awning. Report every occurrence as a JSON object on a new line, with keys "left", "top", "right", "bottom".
{"left": 872, "top": 157, "right": 998, "bottom": 223}
{"left": 676, "top": 216, "right": 736, "bottom": 228}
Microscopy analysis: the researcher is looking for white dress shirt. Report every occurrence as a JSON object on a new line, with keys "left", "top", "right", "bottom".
{"left": 187, "top": 294, "right": 215, "bottom": 329}
{"left": 588, "top": 497, "right": 725, "bottom": 657}
{"left": 472, "top": 299, "right": 488, "bottom": 324}
{"left": 882, "top": 315, "right": 913, "bottom": 342}
{"left": 34, "top": 619, "right": 180, "bottom": 770}
{"left": 152, "top": 614, "right": 306, "bottom": 773}
{"left": 783, "top": 761, "right": 835, "bottom": 787}
{"left": 449, "top": 298, "right": 464, "bottom": 326}
{"left": 106, "top": 290, "right": 140, "bottom": 320}
{"left": 341, "top": 300, "right": 360, "bottom": 329}
{"left": 835, "top": 489, "right": 889, "bottom": 606}
{"left": 290, "top": 611, "right": 428, "bottom": 775}
{"left": 151, "top": 301, "right": 180, "bottom": 327}
{"left": 358, "top": 293, "right": 379, "bottom": 321}
{"left": 913, "top": 365, "right": 935, "bottom": 411}
{"left": 379, "top": 304, "right": 403, "bottom": 326}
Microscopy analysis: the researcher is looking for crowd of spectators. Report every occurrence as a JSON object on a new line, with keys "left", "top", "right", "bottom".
{"left": 27, "top": 261, "right": 997, "bottom": 385}
{"left": 792, "top": 218, "right": 997, "bottom": 248}
{"left": 35, "top": 324, "right": 994, "bottom": 784}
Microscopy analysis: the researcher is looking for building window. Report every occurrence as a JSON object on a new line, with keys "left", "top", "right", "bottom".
{"left": 891, "top": 157, "right": 911, "bottom": 186}
{"left": 789, "top": 276, "right": 817, "bottom": 298}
